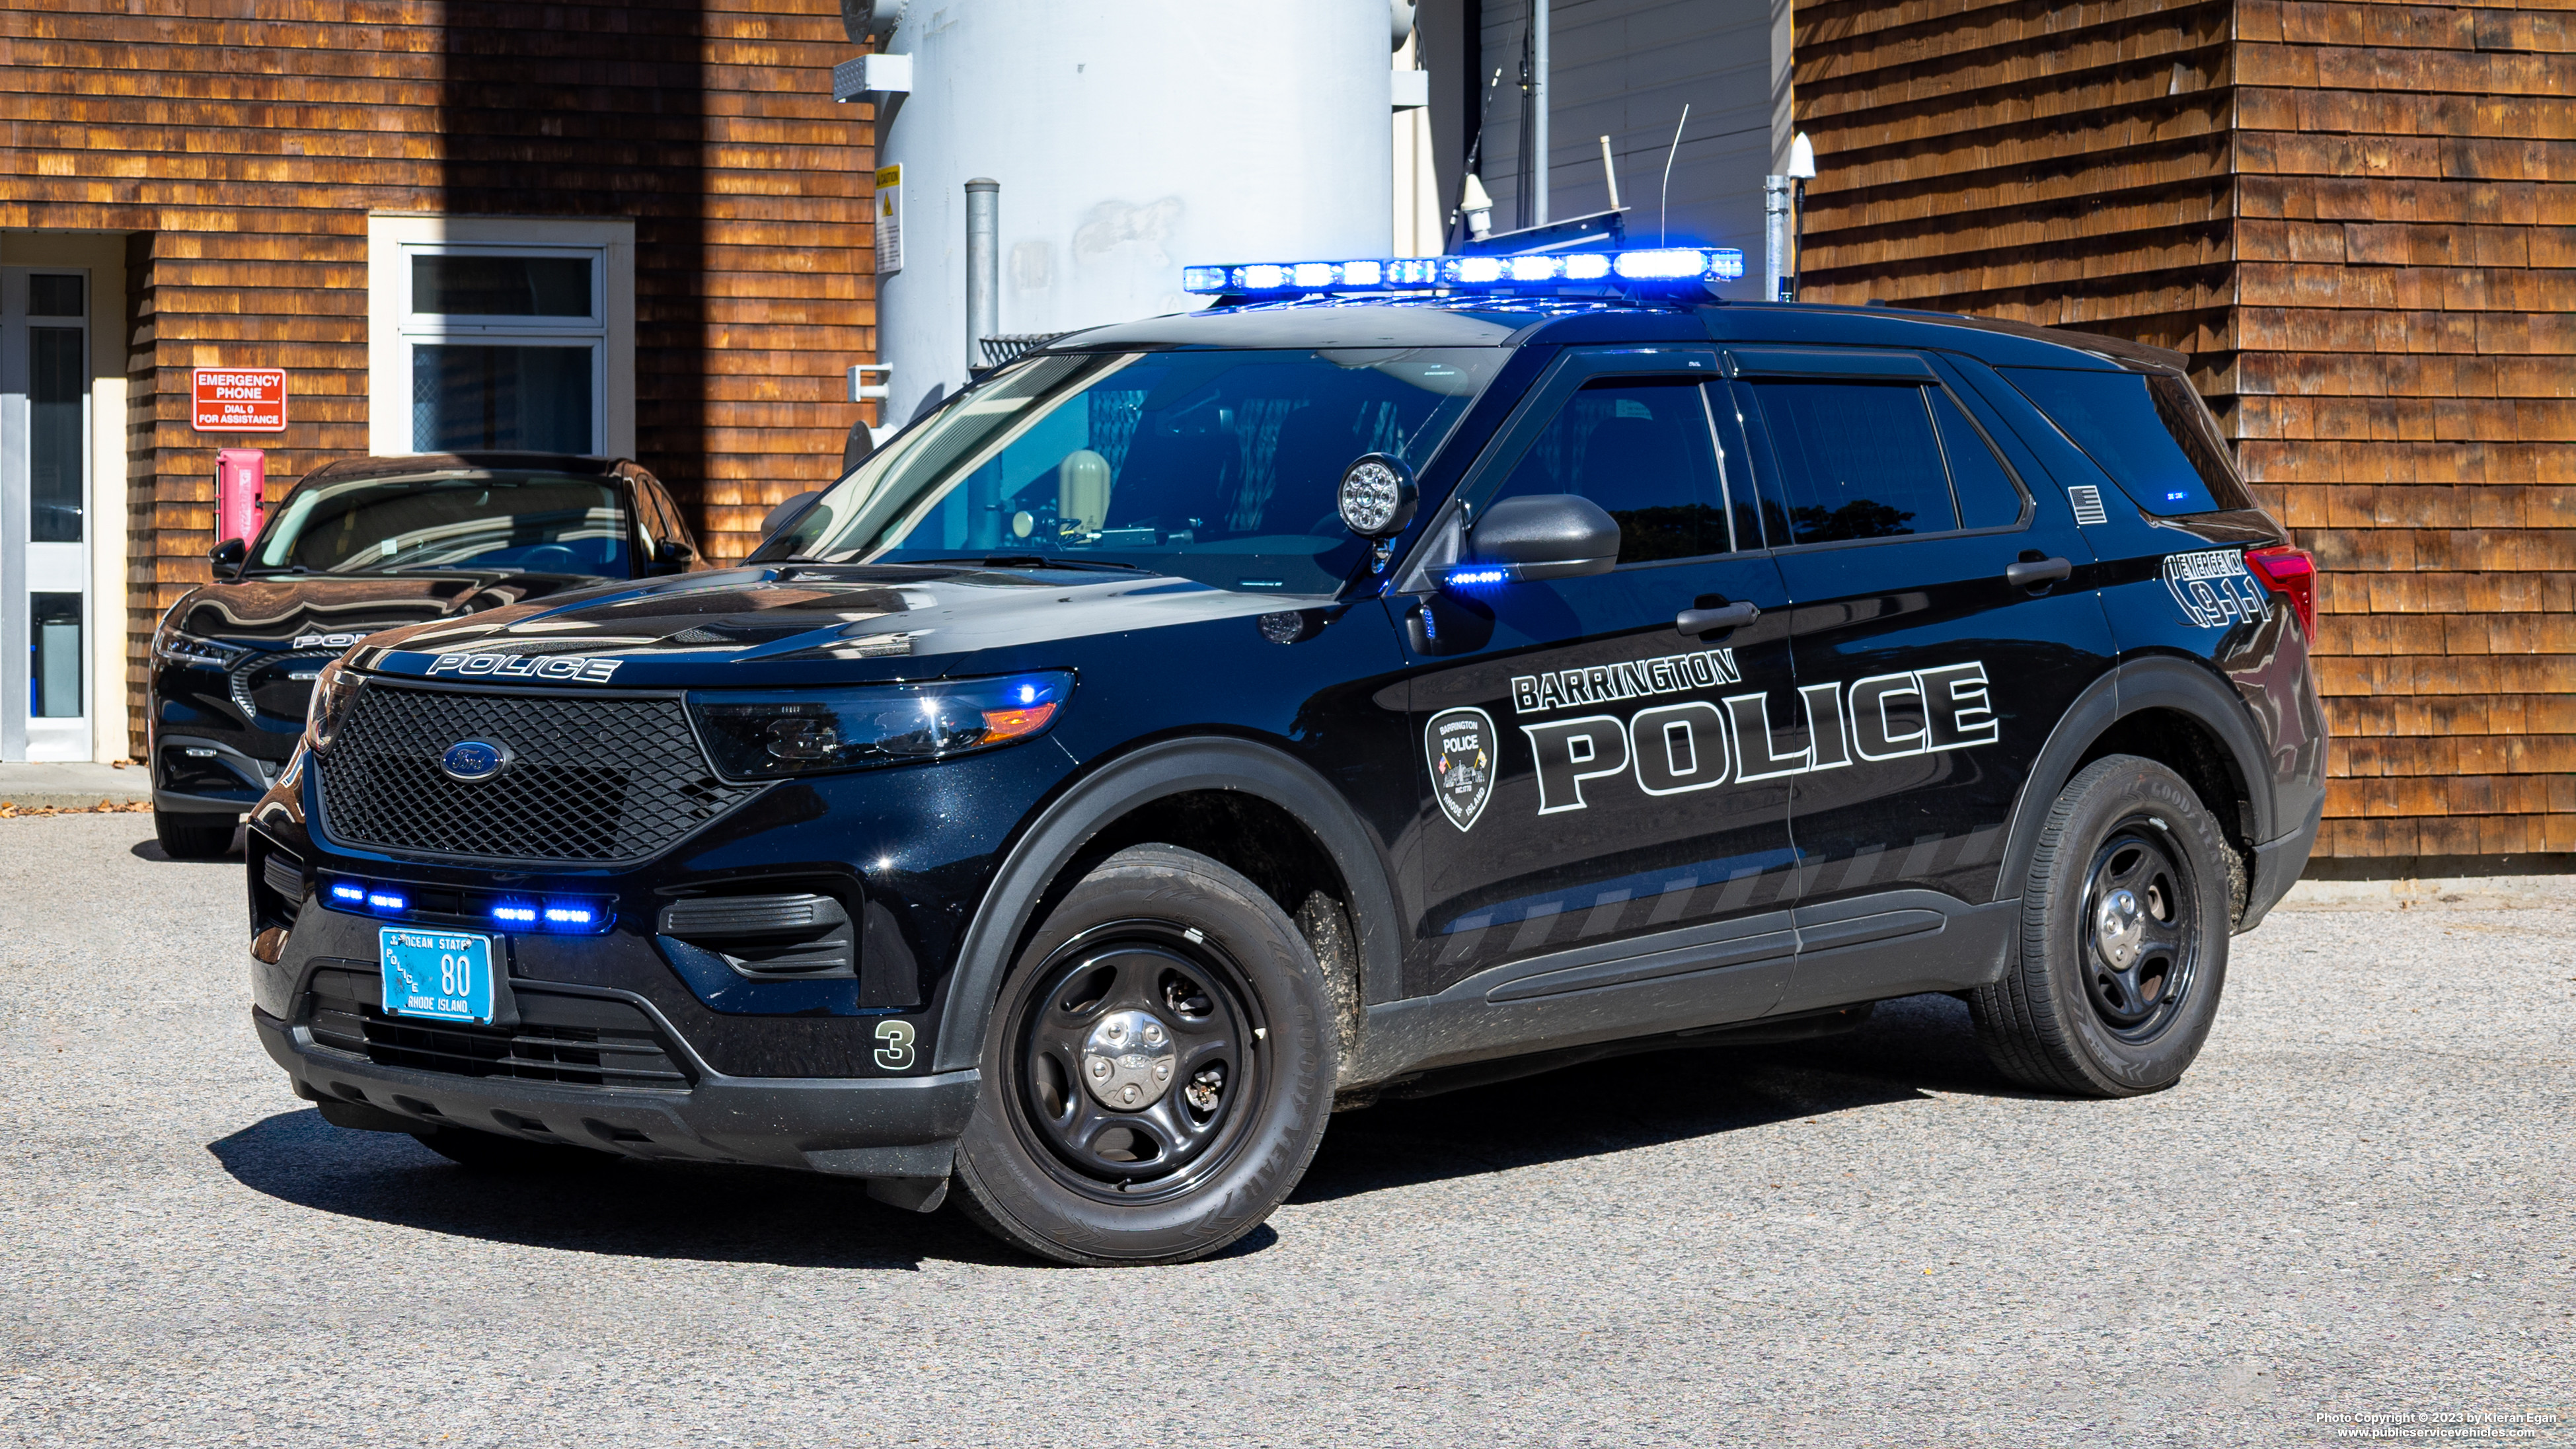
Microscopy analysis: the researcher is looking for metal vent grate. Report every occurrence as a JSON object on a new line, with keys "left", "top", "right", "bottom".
{"left": 315, "top": 683, "right": 761, "bottom": 864}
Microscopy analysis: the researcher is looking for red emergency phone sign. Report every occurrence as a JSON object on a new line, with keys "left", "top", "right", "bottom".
{"left": 192, "top": 368, "right": 289, "bottom": 433}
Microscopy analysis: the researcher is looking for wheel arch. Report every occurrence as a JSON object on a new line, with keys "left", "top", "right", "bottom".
{"left": 929, "top": 736, "right": 1405, "bottom": 1075}
{"left": 1996, "top": 654, "right": 2277, "bottom": 923}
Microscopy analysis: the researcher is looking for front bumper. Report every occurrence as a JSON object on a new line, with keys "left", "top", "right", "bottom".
{"left": 254, "top": 1004, "right": 978, "bottom": 1178}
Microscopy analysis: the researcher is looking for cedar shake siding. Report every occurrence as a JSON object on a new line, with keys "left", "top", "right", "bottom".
{"left": 1793, "top": 0, "right": 2576, "bottom": 863}
{"left": 1, "top": 0, "right": 876, "bottom": 755}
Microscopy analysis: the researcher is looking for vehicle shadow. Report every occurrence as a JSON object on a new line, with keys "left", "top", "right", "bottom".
{"left": 208, "top": 994, "right": 2024, "bottom": 1265}
{"left": 206, "top": 1107, "right": 1022, "bottom": 1271}
{"left": 130, "top": 836, "right": 243, "bottom": 864}
{"left": 1293, "top": 991, "right": 2029, "bottom": 1204}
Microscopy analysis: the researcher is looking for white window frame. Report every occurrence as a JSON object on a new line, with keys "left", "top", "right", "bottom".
{"left": 367, "top": 214, "right": 635, "bottom": 458}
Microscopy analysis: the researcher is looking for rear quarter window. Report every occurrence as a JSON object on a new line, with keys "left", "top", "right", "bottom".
{"left": 1998, "top": 366, "right": 2256, "bottom": 516}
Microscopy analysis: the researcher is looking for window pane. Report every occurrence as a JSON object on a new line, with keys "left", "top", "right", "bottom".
{"left": 30, "top": 328, "right": 85, "bottom": 543}
{"left": 412, "top": 345, "right": 595, "bottom": 453}
{"left": 412, "top": 254, "right": 593, "bottom": 317}
{"left": 256, "top": 473, "right": 629, "bottom": 575}
{"left": 1494, "top": 379, "right": 1727, "bottom": 562}
{"left": 1930, "top": 389, "right": 2022, "bottom": 530}
{"left": 29, "top": 274, "right": 84, "bottom": 317}
{"left": 32, "top": 593, "right": 81, "bottom": 719}
{"left": 1998, "top": 366, "right": 2255, "bottom": 515}
{"left": 1747, "top": 381, "right": 1957, "bottom": 544}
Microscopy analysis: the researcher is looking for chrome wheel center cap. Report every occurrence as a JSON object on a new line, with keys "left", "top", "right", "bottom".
{"left": 2097, "top": 888, "right": 2145, "bottom": 969}
{"left": 1080, "top": 1009, "right": 1177, "bottom": 1111}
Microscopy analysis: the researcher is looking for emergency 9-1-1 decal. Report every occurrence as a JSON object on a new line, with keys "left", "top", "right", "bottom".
{"left": 2163, "top": 548, "right": 2270, "bottom": 628}
{"left": 1448, "top": 660, "right": 2003, "bottom": 819}
{"left": 1425, "top": 707, "right": 1496, "bottom": 832}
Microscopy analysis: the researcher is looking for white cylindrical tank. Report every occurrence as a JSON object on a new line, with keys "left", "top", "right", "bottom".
{"left": 874, "top": 1, "right": 1394, "bottom": 422}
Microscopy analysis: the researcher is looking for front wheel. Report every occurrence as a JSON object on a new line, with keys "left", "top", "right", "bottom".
{"left": 952, "top": 844, "right": 1335, "bottom": 1266}
{"left": 1969, "top": 755, "right": 2234, "bottom": 1097}
{"left": 154, "top": 811, "right": 237, "bottom": 860}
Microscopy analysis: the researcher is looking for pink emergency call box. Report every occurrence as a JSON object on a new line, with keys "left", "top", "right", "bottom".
{"left": 216, "top": 449, "right": 267, "bottom": 546}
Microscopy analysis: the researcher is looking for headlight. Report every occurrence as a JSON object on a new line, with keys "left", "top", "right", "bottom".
{"left": 689, "top": 671, "right": 1073, "bottom": 780}
{"left": 151, "top": 625, "right": 246, "bottom": 671}
{"left": 304, "top": 656, "right": 365, "bottom": 751}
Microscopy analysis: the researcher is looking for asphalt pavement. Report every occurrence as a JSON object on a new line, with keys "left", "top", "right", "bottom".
{"left": 1, "top": 813, "right": 2567, "bottom": 1447}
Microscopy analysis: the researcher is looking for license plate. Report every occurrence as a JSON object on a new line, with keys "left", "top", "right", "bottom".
{"left": 379, "top": 926, "right": 496, "bottom": 1025}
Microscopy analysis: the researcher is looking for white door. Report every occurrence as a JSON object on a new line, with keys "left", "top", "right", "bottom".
{"left": 0, "top": 267, "right": 93, "bottom": 762}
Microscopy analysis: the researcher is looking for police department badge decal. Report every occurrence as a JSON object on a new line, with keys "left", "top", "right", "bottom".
{"left": 1425, "top": 706, "right": 1496, "bottom": 833}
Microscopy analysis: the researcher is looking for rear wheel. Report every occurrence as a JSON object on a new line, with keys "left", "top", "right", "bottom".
{"left": 952, "top": 844, "right": 1334, "bottom": 1266}
{"left": 154, "top": 811, "right": 237, "bottom": 859}
{"left": 1969, "top": 755, "right": 2233, "bottom": 1097}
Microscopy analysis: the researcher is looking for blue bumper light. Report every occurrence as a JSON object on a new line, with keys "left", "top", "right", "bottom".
{"left": 1182, "top": 248, "right": 1745, "bottom": 298}
{"left": 328, "top": 882, "right": 367, "bottom": 905}
{"left": 365, "top": 890, "right": 407, "bottom": 914}
{"left": 490, "top": 903, "right": 538, "bottom": 926}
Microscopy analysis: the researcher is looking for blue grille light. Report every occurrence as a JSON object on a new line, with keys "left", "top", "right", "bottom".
{"left": 1180, "top": 248, "right": 1747, "bottom": 298}
{"left": 543, "top": 903, "right": 598, "bottom": 929}
{"left": 328, "top": 881, "right": 367, "bottom": 905}
{"left": 491, "top": 903, "right": 539, "bottom": 926}
{"left": 365, "top": 889, "right": 408, "bottom": 914}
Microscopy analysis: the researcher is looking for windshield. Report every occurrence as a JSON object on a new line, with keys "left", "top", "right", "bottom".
{"left": 252, "top": 471, "right": 632, "bottom": 576}
{"left": 755, "top": 347, "right": 1503, "bottom": 594}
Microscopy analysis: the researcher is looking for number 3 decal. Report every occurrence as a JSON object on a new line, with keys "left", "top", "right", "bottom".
{"left": 873, "top": 1019, "right": 916, "bottom": 1071}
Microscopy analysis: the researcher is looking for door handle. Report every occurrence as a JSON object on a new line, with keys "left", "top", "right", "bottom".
{"left": 1675, "top": 601, "right": 1761, "bottom": 636}
{"left": 2005, "top": 557, "right": 2073, "bottom": 588}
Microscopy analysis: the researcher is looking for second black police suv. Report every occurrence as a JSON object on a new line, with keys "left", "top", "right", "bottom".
{"left": 243, "top": 248, "right": 2326, "bottom": 1265}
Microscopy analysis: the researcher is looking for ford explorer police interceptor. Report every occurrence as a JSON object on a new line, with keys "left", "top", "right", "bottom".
{"left": 242, "top": 248, "right": 2326, "bottom": 1265}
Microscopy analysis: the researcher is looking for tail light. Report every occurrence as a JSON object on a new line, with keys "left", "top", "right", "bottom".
{"left": 2244, "top": 544, "right": 2316, "bottom": 639}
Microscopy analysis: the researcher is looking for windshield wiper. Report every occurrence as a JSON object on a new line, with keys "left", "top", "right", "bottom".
{"left": 913, "top": 555, "right": 1157, "bottom": 574}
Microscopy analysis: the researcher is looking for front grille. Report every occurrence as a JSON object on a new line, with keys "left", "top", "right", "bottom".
{"left": 306, "top": 966, "right": 692, "bottom": 1090}
{"left": 315, "top": 682, "right": 761, "bottom": 864}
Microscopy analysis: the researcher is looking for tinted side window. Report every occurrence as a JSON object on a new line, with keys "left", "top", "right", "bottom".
{"left": 1492, "top": 378, "right": 1727, "bottom": 562}
{"left": 1998, "top": 366, "right": 2256, "bottom": 515}
{"left": 1929, "top": 389, "right": 2024, "bottom": 530}
{"left": 1745, "top": 381, "right": 1957, "bottom": 544}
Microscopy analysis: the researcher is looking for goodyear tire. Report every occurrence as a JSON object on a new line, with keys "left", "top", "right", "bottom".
{"left": 154, "top": 811, "right": 237, "bottom": 860}
{"left": 952, "top": 844, "right": 1334, "bottom": 1266}
{"left": 1969, "top": 755, "right": 2234, "bottom": 1097}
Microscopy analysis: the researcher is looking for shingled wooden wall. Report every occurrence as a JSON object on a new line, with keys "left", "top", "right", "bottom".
{"left": 1793, "top": 0, "right": 2575, "bottom": 866}
{"left": 0, "top": 0, "right": 873, "bottom": 756}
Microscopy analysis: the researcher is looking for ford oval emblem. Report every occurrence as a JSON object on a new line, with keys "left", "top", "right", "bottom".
{"left": 439, "top": 739, "right": 510, "bottom": 783}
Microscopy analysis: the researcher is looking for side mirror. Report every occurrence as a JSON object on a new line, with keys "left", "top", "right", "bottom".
{"left": 761, "top": 490, "right": 825, "bottom": 540}
{"left": 652, "top": 539, "right": 698, "bottom": 574}
{"left": 207, "top": 537, "right": 248, "bottom": 576}
{"left": 1455, "top": 494, "right": 1620, "bottom": 581}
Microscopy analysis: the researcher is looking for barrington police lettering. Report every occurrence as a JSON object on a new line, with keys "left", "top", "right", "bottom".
{"left": 1515, "top": 660, "right": 2000, "bottom": 815}
{"left": 1510, "top": 648, "right": 1739, "bottom": 716}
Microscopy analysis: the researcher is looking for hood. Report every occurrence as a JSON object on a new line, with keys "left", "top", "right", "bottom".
{"left": 350, "top": 564, "right": 1304, "bottom": 688}
{"left": 173, "top": 571, "right": 615, "bottom": 649}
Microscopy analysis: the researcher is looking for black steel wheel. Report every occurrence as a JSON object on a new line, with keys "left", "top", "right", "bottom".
{"left": 953, "top": 844, "right": 1334, "bottom": 1265}
{"left": 1006, "top": 922, "right": 1264, "bottom": 1199}
{"left": 1970, "top": 755, "right": 2234, "bottom": 1097}
{"left": 2077, "top": 823, "right": 2202, "bottom": 1045}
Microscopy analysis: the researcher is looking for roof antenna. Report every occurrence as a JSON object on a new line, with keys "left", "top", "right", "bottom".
{"left": 1658, "top": 104, "right": 1688, "bottom": 245}
{"left": 1598, "top": 135, "right": 1620, "bottom": 211}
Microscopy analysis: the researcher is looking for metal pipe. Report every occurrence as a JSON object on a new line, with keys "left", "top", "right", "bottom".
{"left": 964, "top": 177, "right": 999, "bottom": 372}
{"left": 1531, "top": 0, "right": 1548, "bottom": 224}
{"left": 1764, "top": 174, "right": 1793, "bottom": 302}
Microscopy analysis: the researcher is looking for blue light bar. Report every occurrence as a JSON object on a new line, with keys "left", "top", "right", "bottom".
{"left": 328, "top": 881, "right": 366, "bottom": 905}
{"left": 543, "top": 903, "right": 597, "bottom": 928}
{"left": 1445, "top": 567, "right": 1509, "bottom": 587}
{"left": 491, "top": 903, "right": 539, "bottom": 926}
{"left": 365, "top": 889, "right": 407, "bottom": 914}
{"left": 1182, "top": 248, "right": 1745, "bottom": 298}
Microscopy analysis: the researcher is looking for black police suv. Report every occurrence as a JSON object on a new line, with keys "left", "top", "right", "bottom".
{"left": 243, "top": 285, "right": 2325, "bottom": 1266}
{"left": 151, "top": 452, "right": 699, "bottom": 858}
